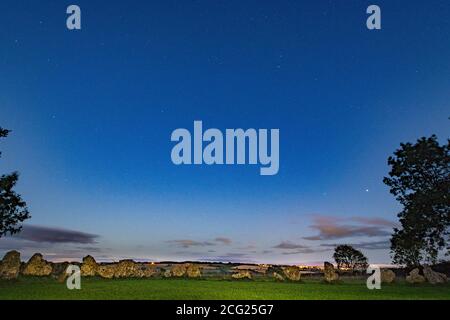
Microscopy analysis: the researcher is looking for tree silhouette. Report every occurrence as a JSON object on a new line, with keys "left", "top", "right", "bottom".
{"left": 0, "top": 127, "right": 30, "bottom": 238}
{"left": 333, "top": 245, "right": 368, "bottom": 272}
{"left": 384, "top": 135, "right": 449, "bottom": 266}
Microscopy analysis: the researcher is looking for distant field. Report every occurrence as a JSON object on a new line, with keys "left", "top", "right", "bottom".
{"left": 1, "top": 277, "right": 450, "bottom": 300}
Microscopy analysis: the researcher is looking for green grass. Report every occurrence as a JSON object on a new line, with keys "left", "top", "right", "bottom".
{"left": 1, "top": 277, "right": 449, "bottom": 300}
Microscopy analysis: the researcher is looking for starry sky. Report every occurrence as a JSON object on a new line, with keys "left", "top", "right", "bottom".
{"left": 0, "top": 1, "right": 449, "bottom": 265}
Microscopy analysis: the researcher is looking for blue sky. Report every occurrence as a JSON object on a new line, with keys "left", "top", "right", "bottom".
{"left": 0, "top": 0, "right": 449, "bottom": 264}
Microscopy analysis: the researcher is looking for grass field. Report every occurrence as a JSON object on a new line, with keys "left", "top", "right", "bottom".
{"left": 1, "top": 277, "right": 449, "bottom": 300}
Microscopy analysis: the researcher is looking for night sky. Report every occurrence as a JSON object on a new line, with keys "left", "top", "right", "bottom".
{"left": 1, "top": 0, "right": 449, "bottom": 264}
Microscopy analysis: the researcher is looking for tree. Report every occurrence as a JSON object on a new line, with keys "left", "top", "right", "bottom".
{"left": 0, "top": 127, "right": 30, "bottom": 238}
{"left": 384, "top": 135, "right": 449, "bottom": 266}
{"left": 333, "top": 245, "right": 368, "bottom": 272}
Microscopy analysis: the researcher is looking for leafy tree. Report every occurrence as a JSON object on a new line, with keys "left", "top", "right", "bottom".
{"left": 384, "top": 135, "right": 450, "bottom": 266}
{"left": 0, "top": 127, "right": 30, "bottom": 238}
{"left": 333, "top": 245, "right": 368, "bottom": 272}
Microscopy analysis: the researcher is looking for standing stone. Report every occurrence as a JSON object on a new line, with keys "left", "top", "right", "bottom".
{"left": 186, "top": 264, "right": 202, "bottom": 278}
{"left": 97, "top": 264, "right": 116, "bottom": 279}
{"left": 232, "top": 271, "right": 252, "bottom": 280}
{"left": 423, "top": 265, "right": 448, "bottom": 284}
{"left": 80, "top": 255, "right": 98, "bottom": 276}
{"left": 380, "top": 269, "right": 396, "bottom": 283}
{"left": 406, "top": 268, "right": 426, "bottom": 284}
{"left": 323, "top": 262, "right": 339, "bottom": 283}
{"left": 54, "top": 263, "right": 71, "bottom": 283}
{"left": 282, "top": 266, "right": 301, "bottom": 281}
{"left": 273, "top": 272, "right": 285, "bottom": 281}
{"left": 140, "top": 263, "right": 159, "bottom": 278}
{"left": 51, "top": 262, "right": 69, "bottom": 277}
{"left": 163, "top": 269, "right": 172, "bottom": 278}
{"left": 22, "top": 253, "right": 53, "bottom": 276}
{"left": 115, "top": 260, "right": 143, "bottom": 278}
{"left": 0, "top": 250, "right": 21, "bottom": 280}
{"left": 170, "top": 264, "right": 188, "bottom": 277}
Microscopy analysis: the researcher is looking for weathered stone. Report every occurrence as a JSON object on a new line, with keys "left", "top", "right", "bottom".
{"left": 51, "top": 262, "right": 70, "bottom": 283}
{"left": 232, "top": 271, "right": 252, "bottom": 280}
{"left": 282, "top": 266, "right": 301, "bottom": 281}
{"left": 186, "top": 264, "right": 202, "bottom": 278}
{"left": 22, "top": 253, "right": 53, "bottom": 276}
{"left": 324, "top": 262, "right": 339, "bottom": 283}
{"left": 380, "top": 269, "right": 396, "bottom": 284}
{"left": 423, "top": 265, "right": 447, "bottom": 284}
{"left": 115, "top": 260, "right": 143, "bottom": 278}
{"left": 233, "top": 265, "right": 268, "bottom": 274}
{"left": 51, "top": 262, "right": 69, "bottom": 276}
{"left": 273, "top": 272, "right": 285, "bottom": 281}
{"left": 80, "top": 255, "right": 98, "bottom": 276}
{"left": 51, "top": 262, "right": 69, "bottom": 282}
{"left": 139, "top": 263, "right": 159, "bottom": 278}
{"left": 170, "top": 264, "right": 188, "bottom": 277}
{"left": 97, "top": 264, "right": 116, "bottom": 279}
{"left": 0, "top": 250, "right": 21, "bottom": 280}
{"left": 163, "top": 269, "right": 172, "bottom": 277}
{"left": 406, "top": 268, "right": 426, "bottom": 284}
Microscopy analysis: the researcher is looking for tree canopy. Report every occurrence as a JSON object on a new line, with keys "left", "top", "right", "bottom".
{"left": 384, "top": 135, "right": 450, "bottom": 266}
{"left": 333, "top": 245, "right": 368, "bottom": 272}
{"left": 0, "top": 127, "right": 30, "bottom": 238}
